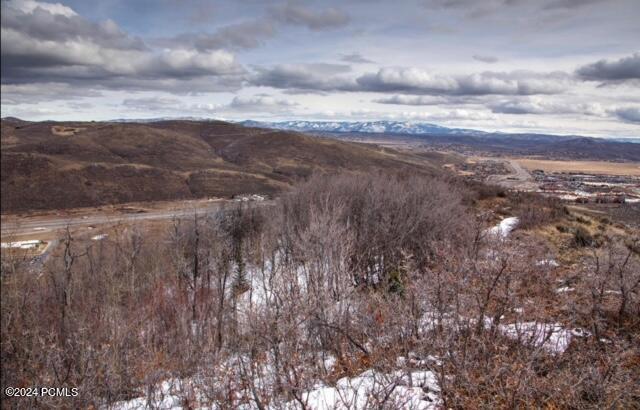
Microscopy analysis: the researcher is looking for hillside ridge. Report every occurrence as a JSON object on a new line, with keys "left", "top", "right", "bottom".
{"left": 1, "top": 119, "right": 438, "bottom": 213}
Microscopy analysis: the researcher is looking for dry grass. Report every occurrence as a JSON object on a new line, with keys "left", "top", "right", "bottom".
{"left": 51, "top": 126, "right": 85, "bottom": 136}
{"left": 514, "top": 158, "right": 640, "bottom": 176}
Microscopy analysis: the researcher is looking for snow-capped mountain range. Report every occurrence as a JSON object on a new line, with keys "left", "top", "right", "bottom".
{"left": 240, "top": 120, "right": 640, "bottom": 144}
{"left": 92, "top": 117, "right": 639, "bottom": 143}
{"left": 240, "top": 120, "right": 486, "bottom": 137}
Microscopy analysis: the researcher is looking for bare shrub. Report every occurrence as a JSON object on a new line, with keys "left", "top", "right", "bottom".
{"left": 2, "top": 172, "right": 638, "bottom": 409}
{"left": 281, "top": 172, "right": 473, "bottom": 288}
{"left": 512, "top": 192, "right": 566, "bottom": 230}
{"left": 574, "top": 226, "right": 595, "bottom": 247}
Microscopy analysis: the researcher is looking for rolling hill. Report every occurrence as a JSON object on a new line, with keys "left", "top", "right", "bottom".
{"left": 1, "top": 118, "right": 438, "bottom": 213}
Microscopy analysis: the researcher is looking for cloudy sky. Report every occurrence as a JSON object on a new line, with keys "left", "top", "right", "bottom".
{"left": 1, "top": 0, "right": 639, "bottom": 137}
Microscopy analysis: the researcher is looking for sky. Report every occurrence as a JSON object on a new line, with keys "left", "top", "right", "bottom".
{"left": 1, "top": 0, "right": 639, "bottom": 138}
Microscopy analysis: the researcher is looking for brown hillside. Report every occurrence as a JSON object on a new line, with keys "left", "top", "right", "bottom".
{"left": 1, "top": 119, "right": 438, "bottom": 212}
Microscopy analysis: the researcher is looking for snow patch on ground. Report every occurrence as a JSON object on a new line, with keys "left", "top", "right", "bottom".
{"left": 487, "top": 217, "right": 519, "bottom": 239}
{"left": 499, "top": 322, "right": 574, "bottom": 354}
{"left": 321, "top": 354, "right": 337, "bottom": 372}
{"left": 286, "top": 369, "right": 440, "bottom": 410}
{"left": 536, "top": 259, "right": 559, "bottom": 267}
{"left": 111, "top": 379, "right": 193, "bottom": 410}
{"left": 1, "top": 239, "right": 42, "bottom": 249}
{"left": 419, "top": 312, "right": 588, "bottom": 355}
{"left": 234, "top": 194, "right": 266, "bottom": 202}
{"left": 555, "top": 286, "right": 574, "bottom": 293}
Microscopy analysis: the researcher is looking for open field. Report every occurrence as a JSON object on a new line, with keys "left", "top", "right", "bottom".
{"left": 514, "top": 158, "right": 640, "bottom": 176}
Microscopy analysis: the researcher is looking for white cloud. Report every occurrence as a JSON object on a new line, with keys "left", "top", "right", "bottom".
{"left": 374, "top": 95, "right": 459, "bottom": 105}
{"left": 6, "top": 0, "right": 76, "bottom": 17}
{"left": 1, "top": 0, "right": 638, "bottom": 136}
{"left": 1, "top": 0, "right": 244, "bottom": 95}
{"left": 1, "top": 82, "right": 102, "bottom": 104}
{"left": 357, "top": 68, "right": 570, "bottom": 96}
{"left": 489, "top": 97, "right": 606, "bottom": 116}
{"left": 229, "top": 96, "right": 298, "bottom": 111}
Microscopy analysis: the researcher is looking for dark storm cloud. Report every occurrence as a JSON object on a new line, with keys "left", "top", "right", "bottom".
{"left": 576, "top": 52, "right": 640, "bottom": 82}
{"left": 269, "top": 3, "right": 349, "bottom": 31}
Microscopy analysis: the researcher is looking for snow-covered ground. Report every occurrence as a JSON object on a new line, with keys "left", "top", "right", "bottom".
{"left": 109, "top": 362, "right": 441, "bottom": 410}
{"left": 288, "top": 369, "right": 440, "bottom": 410}
{"left": 111, "top": 379, "right": 187, "bottom": 410}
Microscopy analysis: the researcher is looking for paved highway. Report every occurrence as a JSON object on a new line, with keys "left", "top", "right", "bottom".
{"left": 1, "top": 200, "right": 262, "bottom": 237}
{"left": 486, "top": 159, "right": 539, "bottom": 191}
